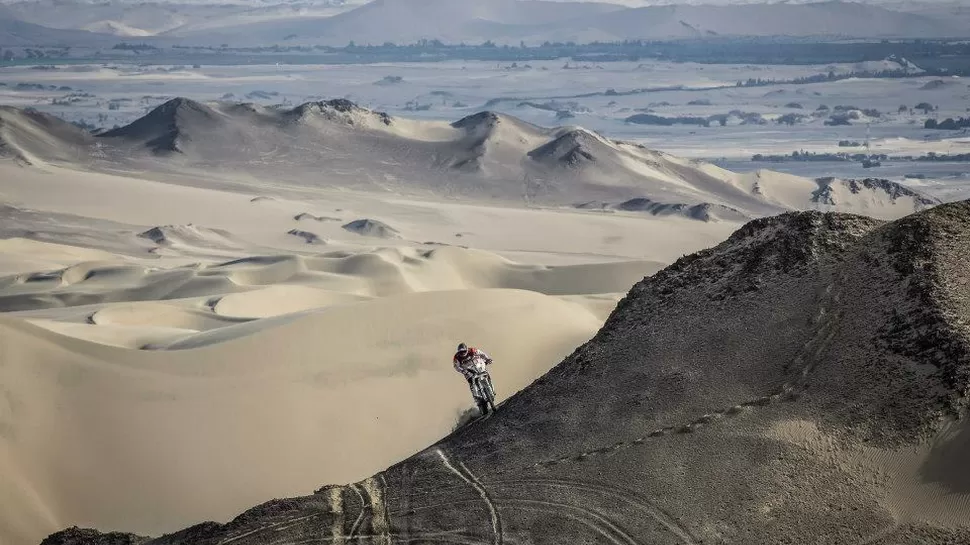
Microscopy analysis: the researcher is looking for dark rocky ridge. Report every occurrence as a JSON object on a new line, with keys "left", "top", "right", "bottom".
{"left": 100, "top": 98, "right": 223, "bottom": 154}
{"left": 527, "top": 129, "right": 602, "bottom": 167}
{"left": 450, "top": 110, "right": 503, "bottom": 131}
{"left": 576, "top": 197, "right": 750, "bottom": 222}
{"left": 40, "top": 527, "right": 147, "bottom": 545}
{"left": 341, "top": 218, "right": 400, "bottom": 239}
{"left": 286, "top": 228, "right": 324, "bottom": 244}
{"left": 814, "top": 176, "right": 940, "bottom": 207}
{"left": 47, "top": 202, "right": 970, "bottom": 544}
{"left": 285, "top": 98, "right": 393, "bottom": 126}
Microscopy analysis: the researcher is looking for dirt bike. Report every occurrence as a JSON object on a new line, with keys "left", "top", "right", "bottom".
{"left": 467, "top": 357, "right": 496, "bottom": 415}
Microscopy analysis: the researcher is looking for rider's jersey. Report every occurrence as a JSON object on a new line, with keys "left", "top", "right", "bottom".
{"left": 453, "top": 347, "right": 490, "bottom": 376}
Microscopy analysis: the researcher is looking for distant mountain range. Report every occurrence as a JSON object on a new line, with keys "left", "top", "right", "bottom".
{"left": 0, "top": 9, "right": 118, "bottom": 46}
{"left": 0, "top": 0, "right": 966, "bottom": 46}
{"left": 0, "top": 98, "right": 937, "bottom": 222}
{"left": 1, "top": 0, "right": 362, "bottom": 40}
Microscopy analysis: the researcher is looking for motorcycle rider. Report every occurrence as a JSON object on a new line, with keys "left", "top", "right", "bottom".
{"left": 453, "top": 342, "right": 493, "bottom": 394}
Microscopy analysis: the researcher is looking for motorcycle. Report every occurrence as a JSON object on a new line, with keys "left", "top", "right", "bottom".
{"left": 467, "top": 356, "right": 496, "bottom": 415}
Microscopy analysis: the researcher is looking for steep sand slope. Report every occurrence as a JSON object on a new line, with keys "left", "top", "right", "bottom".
{"left": 0, "top": 288, "right": 604, "bottom": 544}
{"left": 0, "top": 159, "right": 681, "bottom": 544}
{"left": 0, "top": 211, "right": 672, "bottom": 544}
{"left": 0, "top": 141, "right": 709, "bottom": 545}
{"left": 57, "top": 201, "right": 970, "bottom": 545}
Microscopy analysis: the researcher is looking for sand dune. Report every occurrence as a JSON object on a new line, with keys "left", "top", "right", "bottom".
{"left": 0, "top": 239, "right": 120, "bottom": 275}
{"left": 1, "top": 244, "right": 663, "bottom": 317}
{"left": 0, "top": 223, "right": 668, "bottom": 543}
{"left": 0, "top": 148, "right": 694, "bottom": 545}
{"left": 211, "top": 285, "right": 370, "bottom": 320}
{"left": 0, "top": 106, "right": 93, "bottom": 165}
{"left": 138, "top": 224, "right": 243, "bottom": 253}
{"left": 79, "top": 19, "right": 152, "bottom": 37}
{"left": 0, "top": 158, "right": 734, "bottom": 265}
{"left": 0, "top": 286, "right": 603, "bottom": 543}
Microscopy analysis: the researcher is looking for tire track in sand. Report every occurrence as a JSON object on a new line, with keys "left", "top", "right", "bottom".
{"left": 490, "top": 478, "right": 696, "bottom": 545}
{"left": 388, "top": 475, "right": 694, "bottom": 545}
{"left": 216, "top": 513, "right": 321, "bottom": 545}
{"left": 347, "top": 484, "right": 366, "bottom": 541}
{"left": 286, "top": 529, "right": 475, "bottom": 545}
{"left": 361, "top": 477, "right": 392, "bottom": 545}
{"left": 436, "top": 448, "right": 503, "bottom": 545}
{"left": 496, "top": 498, "right": 640, "bottom": 545}
{"left": 392, "top": 496, "right": 634, "bottom": 545}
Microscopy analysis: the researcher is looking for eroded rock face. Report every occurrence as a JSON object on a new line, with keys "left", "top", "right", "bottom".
{"left": 286, "top": 229, "right": 325, "bottom": 244}
{"left": 43, "top": 203, "right": 970, "bottom": 545}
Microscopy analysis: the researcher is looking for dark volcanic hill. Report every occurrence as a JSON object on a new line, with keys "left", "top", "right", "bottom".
{"left": 99, "top": 98, "right": 226, "bottom": 154}
{"left": 46, "top": 201, "right": 970, "bottom": 544}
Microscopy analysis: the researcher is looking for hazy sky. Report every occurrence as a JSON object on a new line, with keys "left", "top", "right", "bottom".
{"left": 0, "top": 0, "right": 961, "bottom": 8}
{"left": 588, "top": 0, "right": 960, "bottom": 4}
{"left": 0, "top": 0, "right": 962, "bottom": 4}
